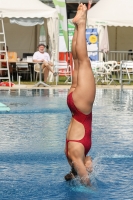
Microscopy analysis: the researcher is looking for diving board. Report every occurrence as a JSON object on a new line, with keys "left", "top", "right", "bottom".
{"left": 0, "top": 102, "right": 10, "bottom": 111}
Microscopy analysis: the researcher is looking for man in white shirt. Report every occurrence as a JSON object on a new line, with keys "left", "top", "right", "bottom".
{"left": 33, "top": 44, "right": 57, "bottom": 83}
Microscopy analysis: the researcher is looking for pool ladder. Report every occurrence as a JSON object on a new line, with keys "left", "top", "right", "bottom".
{"left": 0, "top": 14, "right": 11, "bottom": 86}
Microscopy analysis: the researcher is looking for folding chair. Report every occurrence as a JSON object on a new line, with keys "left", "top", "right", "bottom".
{"left": 104, "top": 61, "right": 120, "bottom": 85}
{"left": 34, "top": 63, "right": 44, "bottom": 81}
{"left": 122, "top": 61, "right": 133, "bottom": 83}
{"left": 54, "top": 61, "right": 72, "bottom": 85}
{"left": 16, "top": 58, "right": 32, "bottom": 82}
{"left": 91, "top": 61, "right": 107, "bottom": 84}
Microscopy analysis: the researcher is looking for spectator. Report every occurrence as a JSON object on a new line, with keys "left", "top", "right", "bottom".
{"left": 33, "top": 44, "right": 57, "bottom": 83}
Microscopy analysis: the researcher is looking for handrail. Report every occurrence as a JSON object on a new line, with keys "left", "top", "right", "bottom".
{"left": 120, "top": 60, "right": 123, "bottom": 90}
{"left": 87, "top": 50, "right": 133, "bottom": 62}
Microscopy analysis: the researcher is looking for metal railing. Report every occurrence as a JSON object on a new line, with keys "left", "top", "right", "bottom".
{"left": 107, "top": 51, "right": 133, "bottom": 62}
{"left": 60, "top": 51, "right": 133, "bottom": 86}
{"left": 88, "top": 50, "right": 133, "bottom": 62}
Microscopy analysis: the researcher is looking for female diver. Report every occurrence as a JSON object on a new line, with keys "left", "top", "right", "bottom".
{"left": 65, "top": 3, "right": 96, "bottom": 186}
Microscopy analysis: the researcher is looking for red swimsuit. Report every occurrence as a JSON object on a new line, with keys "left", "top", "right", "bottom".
{"left": 66, "top": 92, "right": 92, "bottom": 156}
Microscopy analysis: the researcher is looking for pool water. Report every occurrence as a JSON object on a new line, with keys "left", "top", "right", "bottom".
{"left": 0, "top": 88, "right": 133, "bottom": 200}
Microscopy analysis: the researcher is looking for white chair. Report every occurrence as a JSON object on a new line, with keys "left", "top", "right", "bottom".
{"left": 54, "top": 61, "right": 72, "bottom": 85}
{"left": 91, "top": 61, "right": 106, "bottom": 84}
{"left": 121, "top": 61, "right": 133, "bottom": 83}
{"left": 16, "top": 59, "right": 32, "bottom": 82}
{"left": 34, "top": 63, "right": 44, "bottom": 81}
{"left": 104, "top": 61, "right": 120, "bottom": 84}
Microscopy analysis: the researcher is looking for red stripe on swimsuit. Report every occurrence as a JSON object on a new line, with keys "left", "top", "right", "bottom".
{"left": 66, "top": 92, "right": 92, "bottom": 156}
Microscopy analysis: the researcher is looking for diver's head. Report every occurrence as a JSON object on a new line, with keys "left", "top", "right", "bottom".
{"left": 64, "top": 166, "right": 77, "bottom": 181}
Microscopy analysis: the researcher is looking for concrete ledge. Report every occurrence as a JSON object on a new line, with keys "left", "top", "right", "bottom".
{"left": 0, "top": 84, "right": 133, "bottom": 90}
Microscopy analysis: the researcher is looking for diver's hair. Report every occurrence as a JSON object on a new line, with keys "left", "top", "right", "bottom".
{"left": 64, "top": 166, "right": 77, "bottom": 181}
{"left": 38, "top": 43, "right": 45, "bottom": 48}
{"left": 64, "top": 173, "right": 74, "bottom": 181}
{"left": 71, "top": 166, "right": 77, "bottom": 176}
{"left": 38, "top": 43, "right": 49, "bottom": 49}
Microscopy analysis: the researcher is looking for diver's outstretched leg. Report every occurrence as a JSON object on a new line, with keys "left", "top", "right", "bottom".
{"left": 72, "top": 3, "right": 96, "bottom": 114}
{"left": 69, "top": 24, "right": 78, "bottom": 93}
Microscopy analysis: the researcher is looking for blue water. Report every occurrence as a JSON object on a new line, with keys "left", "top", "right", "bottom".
{"left": 0, "top": 88, "right": 133, "bottom": 200}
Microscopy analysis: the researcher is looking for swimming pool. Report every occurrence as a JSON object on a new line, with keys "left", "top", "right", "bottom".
{"left": 0, "top": 88, "right": 133, "bottom": 200}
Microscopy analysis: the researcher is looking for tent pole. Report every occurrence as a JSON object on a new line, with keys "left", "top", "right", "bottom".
{"left": 34, "top": 25, "right": 37, "bottom": 51}
{"left": 44, "top": 19, "right": 48, "bottom": 52}
{"left": 115, "top": 27, "right": 117, "bottom": 60}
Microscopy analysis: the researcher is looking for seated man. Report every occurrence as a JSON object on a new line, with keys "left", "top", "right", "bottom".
{"left": 33, "top": 44, "right": 57, "bottom": 83}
